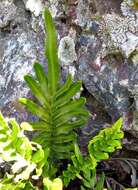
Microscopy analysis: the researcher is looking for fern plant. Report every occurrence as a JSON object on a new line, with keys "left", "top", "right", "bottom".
{"left": 0, "top": 112, "right": 62, "bottom": 190}
{"left": 62, "top": 118, "right": 124, "bottom": 189}
{"left": 0, "top": 8, "right": 125, "bottom": 190}
{"left": 19, "top": 9, "right": 89, "bottom": 176}
{"left": 0, "top": 112, "right": 47, "bottom": 189}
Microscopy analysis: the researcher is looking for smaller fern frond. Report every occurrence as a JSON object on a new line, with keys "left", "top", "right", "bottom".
{"left": 88, "top": 118, "right": 124, "bottom": 162}
{"left": 0, "top": 112, "right": 45, "bottom": 184}
{"left": 62, "top": 118, "right": 123, "bottom": 188}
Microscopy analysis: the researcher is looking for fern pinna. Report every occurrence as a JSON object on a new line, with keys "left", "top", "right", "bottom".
{"left": 19, "top": 9, "right": 89, "bottom": 173}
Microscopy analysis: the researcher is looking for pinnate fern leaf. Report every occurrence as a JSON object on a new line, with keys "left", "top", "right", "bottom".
{"left": 19, "top": 9, "right": 89, "bottom": 166}
{"left": 62, "top": 118, "right": 123, "bottom": 188}
{"left": 0, "top": 113, "right": 45, "bottom": 183}
{"left": 20, "top": 64, "right": 89, "bottom": 161}
{"left": 88, "top": 118, "right": 124, "bottom": 162}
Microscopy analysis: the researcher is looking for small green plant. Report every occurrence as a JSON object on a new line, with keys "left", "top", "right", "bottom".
{"left": 19, "top": 9, "right": 89, "bottom": 177}
{"left": 62, "top": 118, "right": 123, "bottom": 190}
{"left": 0, "top": 112, "right": 45, "bottom": 189}
{"left": 0, "top": 8, "right": 125, "bottom": 190}
{"left": 0, "top": 112, "right": 63, "bottom": 190}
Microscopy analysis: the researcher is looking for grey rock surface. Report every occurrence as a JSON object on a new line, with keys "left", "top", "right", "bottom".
{"left": 0, "top": 0, "right": 46, "bottom": 121}
{"left": 0, "top": 0, "right": 17, "bottom": 28}
{"left": 0, "top": 0, "right": 138, "bottom": 151}
{"left": 0, "top": 31, "right": 36, "bottom": 105}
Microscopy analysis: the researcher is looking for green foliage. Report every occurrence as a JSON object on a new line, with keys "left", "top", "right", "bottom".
{"left": 0, "top": 112, "right": 45, "bottom": 189}
{"left": 19, "top": 8, "right": 89, "bottom": 176}
{"left": 88, "top": 118, "right": 123, "bottom": 163}
{"left": 0, "top": 175, "right": 38, "bottom": 190}
{"left": 0, "top": 8, "right": 125, "bottom": 190}
{"left": 80, "top": 170, "right": 105, "bottom": 190}
{"left": 44, "top": 8, "right": 60, "bottom": 95}
{"left": 62, "top": 118, "right": 123, "bottom": 189}
{"left": 43, "top": 178, "right": 63, "bottom": 190}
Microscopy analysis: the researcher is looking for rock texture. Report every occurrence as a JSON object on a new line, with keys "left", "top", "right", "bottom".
{"left": 0, "top": 0, "right": 138, "bottom": 151}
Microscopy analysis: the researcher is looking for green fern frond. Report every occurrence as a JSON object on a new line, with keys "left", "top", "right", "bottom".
{"left": 62, "top": 118, "right": 123, "bottom": 188}
{"left": 19, "top": 8, "right": 89, "bottom": 170}
{"left": 88, "top": 118, "right": 124, "bottom": 162}
{"left": 0, "top": 112, "right": 45, "bottom": 184}
{"left": 20, "top": 66, "right": 89, "bottom": 161}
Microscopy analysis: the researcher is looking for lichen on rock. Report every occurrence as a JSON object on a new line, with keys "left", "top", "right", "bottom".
{"left": 58, "top": 36, "right": 77, "bottom": 66}
{"left": 24, "top": 0, "right": 44, "bottom": 16}
{"left": 48, "top": 0, "right": 60, "bottom": 18}
{"left": 101, "top": 13, "right": 138, "bottom": 58}
{"left": 0, "top": 31, "right": 38, "bottom": 107}
{"left": 75, "top": 0, "right": 92, "bottom": 28}
{"left": 0, "top": 0, "right": 17, "bottom": 28}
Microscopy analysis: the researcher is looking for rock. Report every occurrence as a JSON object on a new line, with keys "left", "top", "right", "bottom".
{"left": 0, "top": 0, "right": 46, "bottom": 121}
{"left": 0, "top": 0, "right": 138, "bottom": 154}
{"left": 76, "top": 49, "right": 131, "bottom": 119}
{"left": 58, "top": 36, "right": 77, "bottom": 66}
{"left": 102, "top": 13, "right": 138, "bottom": 58}
{"left": 0, "top": 31, "right": 37, "bottom": 107}
{"left": 129, "top": 85, "right": 138, "bottom": 133}
{"left": 48, "top": 0, "right": 64, "bottom": 18}
{"left": 79, "top": 89, "right": 112, "bottom": 155}
{"left": 93, "top": 0, "right": 122, "bottom": 14}
{"left": 0, "top": 1, "right": 17, "bottom": 28}
{"left": 23, "top": 0, "right": 44, "bottom": 17}
{"left": 72, "top": 0, "right": 138, "bottom": 139}
{"left": 75, "top": 0, "right": 92, "bottom": 28}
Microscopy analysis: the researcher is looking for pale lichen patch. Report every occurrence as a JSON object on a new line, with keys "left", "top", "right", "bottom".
{"left": 58, "top": 36, "right": 77, "bottom": 66}
{"left": 25, "top": 0, "right": 44, "bottom": 16}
